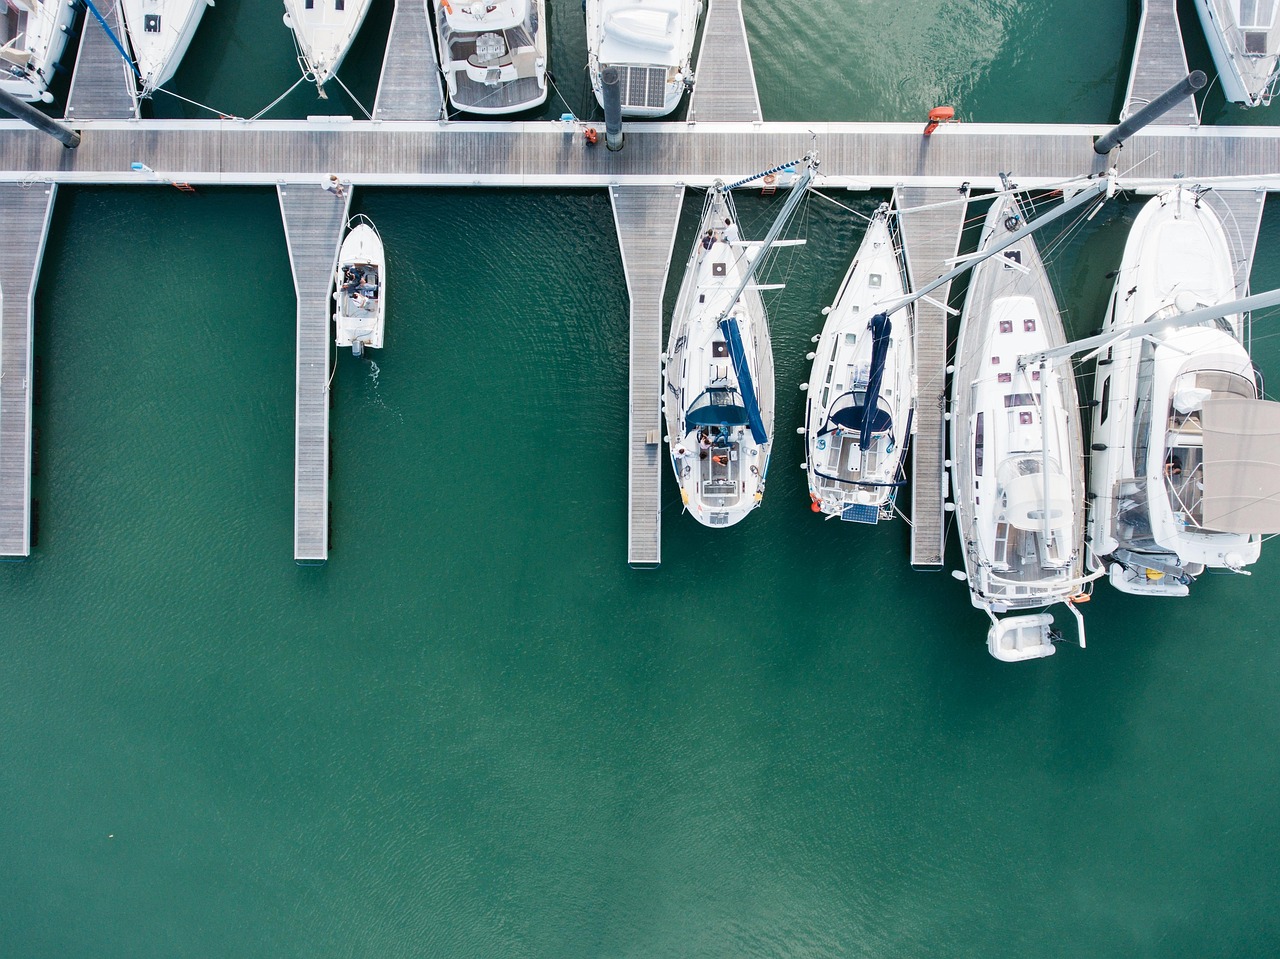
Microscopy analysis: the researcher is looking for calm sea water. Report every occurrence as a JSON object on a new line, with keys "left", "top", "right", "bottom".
{"left": 3, "top": 2, "right": 1279, "bottom": 957}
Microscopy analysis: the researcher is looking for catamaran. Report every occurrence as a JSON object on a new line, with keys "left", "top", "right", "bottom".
{"left": 0, "top": 0, "right": 77, "bottom": 103}
{"left": 1194, "top": 0, "right": 1279, "bottom": 106}
{"left": 332, "top": 215, "right": 385, "bottom": 357}
{"left": 585, "top": 0, "right": 700, "bottom": 117}
{"left": 282, "top": 0, "right": 373, "bottom": 94}
{"left": 950, "top": 188, "right": 1091, "bottom": 662}
{"left": 1085, "top": 187, "right": 1280, "bottom": 595}
{"left": 120, "top": 0, "right": 211, "bottom": 96}
{"left": 432, "top": 0, "right": 548, "bottom": 115}
{"left": 663, "top": 158, "right": 814, "bottom": 528}
{"left": 803, "top": 202, "right": 916, "bottom": 524}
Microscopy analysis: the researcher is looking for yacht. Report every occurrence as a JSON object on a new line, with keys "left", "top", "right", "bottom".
{"left": 803, "top": 202, "right": 916, "bottom": 523}
{"left": 432, "top": 0, "right": 547, "bottom": 115}
{"left": 1087, "top": 187, "right": 1280, "bottom": 595}
{"left": 950, "top": 190, "right": 1089, "bottom": 661}
{"left": 282, "top": 0, "right": 373, "bottom": 93}
{"left": 585, "top": 0, "right": 700, "bottom": 117}
{"left": 332, "top": 215, "right": 385, "bottom": 357}
{"left": 1194, "top": 0, "right": 1279, "bottom": 106}
{"left": 121, "top": 0, "right": 211, "bottom": 96}
{"left": 0, "top": 0, "right": 77, "bottom": 103}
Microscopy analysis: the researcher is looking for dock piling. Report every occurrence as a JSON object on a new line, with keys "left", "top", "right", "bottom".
{"left": 0, "top": 89, "right": 80, "bottom": 148}
{"left": 602, "top": 67, "right": 624, "bottom": 152}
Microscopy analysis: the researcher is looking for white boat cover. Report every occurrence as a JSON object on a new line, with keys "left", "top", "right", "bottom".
{"left": 1201, "top": 397, "right": 1280, "bottom": 533}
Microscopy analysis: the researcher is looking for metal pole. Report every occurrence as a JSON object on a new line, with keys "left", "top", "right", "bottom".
{"left": 602, "top": 67, "right": 623, "bottom": 152}
{"left": 0, "top": 88, "right": 80, "bottom": 148}
{"left": 1094, "top": 71, "right": 1207, "bottom": 154}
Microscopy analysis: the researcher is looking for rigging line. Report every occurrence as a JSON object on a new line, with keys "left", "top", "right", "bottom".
{"left": 152, "top": 86, "right": 241, "bottom": 120}
{"left": 330, "top": 71, "right": 373, "bottom": 120}
{"left": 808, "top": 188, "right": 872, "bottom": 222}
{"left": 249, "top": 76, "right": 307, "bottom": 121}
{"left": 545, "top": 70, "right": 574, "bottom": 117}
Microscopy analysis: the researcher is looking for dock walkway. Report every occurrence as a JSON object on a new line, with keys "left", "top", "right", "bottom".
{"left": 894, "top": 186, "right": 970, "bottom": 568}
{"left": 278, "top": 183, "right": 349, "bottom": 563}
{"left": 1123, "top": 0, "right": 1198, "bottom": 125}
{"left": 65, "top": 0, "right": 137, "bottom": 121}
{"left": 688, "top": 0, "right": 762, "bottom": 122}
{"left": 611, "top": 187, "right": 684, "bottom": 567}
{"left": 0, "top": 184, "right": 57, "bottom": 557}
{"left": 374, "top": 0, "right": 444, "bottom": 121}
{"left": 1206, "top": 189, "right": 1268, "bottom": 298}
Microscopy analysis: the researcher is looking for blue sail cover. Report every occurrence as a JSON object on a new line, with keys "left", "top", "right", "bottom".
{"left": 719, "top": 317, "right": 768, "bottom": 446}
{"left": 859, "top": 312, "right": 893, "bottom": 451}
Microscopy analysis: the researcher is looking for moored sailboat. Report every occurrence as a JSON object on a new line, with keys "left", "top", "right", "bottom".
{"left": 120, "top": 0, "right": 211, "bottom": 96}
{"left": 1193, "top": 0, "right": 1279, "bottom": 107}
{"left": 282, "top": 0, "right": 373, "bottom": 93}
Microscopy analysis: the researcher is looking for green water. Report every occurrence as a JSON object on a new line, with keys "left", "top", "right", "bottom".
{"left": 4, "top": 2, "right": 1280, "bottom": 957}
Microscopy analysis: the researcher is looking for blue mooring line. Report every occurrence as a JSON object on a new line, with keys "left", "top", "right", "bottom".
{"left": 82, "top": 0, "right": 142, "bottom": 79}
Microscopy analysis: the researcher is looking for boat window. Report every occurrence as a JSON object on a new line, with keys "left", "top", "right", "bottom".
{"left": 336, "top": 0, "right": 345, "bottom": 9}
{"left": 1099, "top": 377, "right": 1111, "bottom": 424}
{"left": 305, "top": 0, "right": 313, "bottom": 7}
{"left": 1002, "top": 393, "right": 1036, "bottom": 408}
{"left": 975, "top": 413, "right": 984, "bottom": 476}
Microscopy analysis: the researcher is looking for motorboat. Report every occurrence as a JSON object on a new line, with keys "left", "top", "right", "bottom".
{"left": 1086, "top": 187, "right": 1280, "bottom": 595}
{"left": 120, "top": 0, "right": 211, "bottom": 97}
{"left": 0, "top": 0, "right": 77, "bottom": 103}
{"left": 803, "top": 202, "right": 915, "bottom": 524}
{"left": 282, "top": 0, "right": 373, "bottom": 93}
{"left": 1194, "top": 0, "right": 1279, "bottom": 106}
{"left": 332, "top": 215, "right": 385, "bottom": 356}
{"left": 585, "top": 0, "right": 700, "bottom": 117}
{"left": 663, "top": 159, "right": 813, "bottom": 528}
{"left": 949, "top": 189, "right": 1089, "bottom": 661}
{"left": 432, "top": 0, "right": 547, "bottom": 115}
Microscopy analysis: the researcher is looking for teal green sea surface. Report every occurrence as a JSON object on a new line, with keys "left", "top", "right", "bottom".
{"left": 3, "top": 2, "right": 1279, "bottom": 956}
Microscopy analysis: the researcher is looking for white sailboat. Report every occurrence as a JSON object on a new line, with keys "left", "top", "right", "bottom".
{"left": 1194, "top": 0, "right": 1279, "bottom": 106}
{"left": 282, "top": 0, "right": 373, "bottom": 93}
{"left": 950, "top": 188, "right": 1090, "bottom": 662}
{"left": 0, "top": 0, "right": 77, "bottom": 103}
{"left": 663, "top": 159, "right": 813, "bottom": 528}
{"left": 1086, "top": 187, "right": 1280, "bottom": 595}
{"left": 120, "top": 0, "right": 211, "bottom": 96}
{"left": 431, "top": 0, "right": 548, "bottom": 115}
{"left": 585, "top": 0, "right": 700, "bottom": 118}
{"left": 804, "top": 202, "right": 916, "bottom": 523}
{"left": 332, "top": 215, "right": 385, "bottom": 357}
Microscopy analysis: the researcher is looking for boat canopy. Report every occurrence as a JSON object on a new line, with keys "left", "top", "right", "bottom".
{"left": 719, "top": 317, "right": 768, "bottom": 445}
{"left": 1200, "top": 397, "right": 1280, "bottom": 533}
{"left": 685, "top": 388, "right": 750, "bottom": 428}
{"left": 824, "top": 391, "right": 892, "bottom": 437}
{"left": 998, "top": 457, "right": 1073, "bottom": 532}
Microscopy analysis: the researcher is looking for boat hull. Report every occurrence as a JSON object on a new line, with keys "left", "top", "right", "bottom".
{"left": 1193, "top": 0, "right": 1279, "bottom": 106}
{"left": 432, "top": 0, "right": 549, "bottom": 115}
{"left": 121, "top": 0, "right": 209, "bottom": 95}
{"left": 283, "top": 0, "right": 374, "bottom": 88}
{"left": 0, "top": 0, "right": 77, "bottom": 103}
{"left": 333, "top": 220, "right": 386, "bottom": 353}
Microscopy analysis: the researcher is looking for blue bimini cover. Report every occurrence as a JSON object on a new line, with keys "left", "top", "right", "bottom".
{"left": 719, "top": 317, "right": 768, "bottom": 446}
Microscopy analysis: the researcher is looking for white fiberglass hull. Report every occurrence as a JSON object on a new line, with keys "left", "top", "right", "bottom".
{"left": 1087, "top": 187, "right": 1261, "bottom": 594}
{"left": 433, "top": 0, "right": 548, "bottom": 115}
{"left": 1193, "top": 0, "right": 1280, "bottom": 106}
{"left": 333, "top": 219, "right": 385, "bottom": 354}
{"left": 283, "top": 0, "right": 373, "bottom": 88}
{"left": 663, "top": 189, "right": 773, "bottom": 528}
{"left": 0, "top": 0, "right": 77, "bottom": 103}
{"left": 804, "top": 205, "right": 915, "bottom": 523}
{"left": 586, "top": 0, "right": 701, "bottom": 117}
{"left": 121, "top": 0, "right": 210, "bottom": 95}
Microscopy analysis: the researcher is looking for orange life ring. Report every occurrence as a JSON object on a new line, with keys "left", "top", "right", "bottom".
{"left": 763, "top": 173, "right": 777, "bottom": 185}
{"left": 1069, "top": 592, "right": 1090, "bottom": 604}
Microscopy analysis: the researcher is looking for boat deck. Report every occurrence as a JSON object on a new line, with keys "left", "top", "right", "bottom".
{"left": 0, "top": 183, "right": 57, "bottom": 558}
{"left": 688, "top": 0, "right": 761, "bottom": 122}
{"left": 1123, "top": 0, "right": 1198, "bottom": 125}
{"left": 611, "top": 186, "right": 685, "bottom": 567}
{"left": 894, "top": 186, "right": 970, "bottom": 568}
{"left": 374, "top": 0, "right": 445, "bottom": 121}
{"left": 65, "top": 0, "right": 137, "bottom": 121}
{"left": 278, "top": 183, "right": 349, "bottom": 563}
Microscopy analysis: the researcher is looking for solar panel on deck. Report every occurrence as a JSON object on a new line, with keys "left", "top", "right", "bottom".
{"left": 621, "top": 67, "right": 666, "bottom": 110}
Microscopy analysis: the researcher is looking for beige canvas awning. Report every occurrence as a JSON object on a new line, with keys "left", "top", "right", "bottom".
{"left": 1201, "top": 397, "right": 1280, "bottom": 534}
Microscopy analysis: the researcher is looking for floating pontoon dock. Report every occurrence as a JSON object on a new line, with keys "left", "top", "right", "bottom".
{"left": 65, "top": 0, "right": 137, "bottom": 121}
{"left": 1124, "top": 0, "right": 1200, "bottom": 125}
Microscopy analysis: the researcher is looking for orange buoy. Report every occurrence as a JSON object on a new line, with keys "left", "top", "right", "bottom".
{"left": 810, "top": 501, "right": 822, "bottom": 513}
{"left": 923, "top": 105, "right": 955, "bottom": 136}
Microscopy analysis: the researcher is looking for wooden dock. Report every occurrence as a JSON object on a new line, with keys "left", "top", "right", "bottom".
{"left": 65, "top": 0, "right": 137, "bottom": 121}
{"left": 1206, "top": 189, "right": 1268, "bottom": 298}
{"left": 1123, "top": 0, "right": 1199, "bottom": 125}
{"left": 688, "top": 0, "right": 762, "bottom": 122}
{"left": 610, "top": 186, "right": 684, "bottom": 567}
{"left": 374, "top": 0, "right": 445, "bottom": 121}
{"left": 278, "top": 183, "right": 349, "bottom": 563}
{"left": 894, "top": 186, "right": 970, "bottom": 569}
{"left": 0, "top": 183, "right": 57, "bottom": 557}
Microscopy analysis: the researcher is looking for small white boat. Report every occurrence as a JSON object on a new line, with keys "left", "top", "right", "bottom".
{"left": 332, "top": 215, "right": 385, "bottom": 356}
{"left": 282, "top": 0, "right": 373, "bottom": 93}
{"left": 1194, "top": 0, "right": 1279, "bottom": 106}
{"left": 1087, "top": 186, "right": 1280, "bottom": 595}
{"left": 585, "top": 0, "right": 700, "bottom": 117}
{"left": 804, "top": 202, "right": 915, "bottom": 524}
{"left": 120, "top": 0, "right": 211, "bottom": 96}
{"left": 0, "top": 0, "right": 77, "bottom": 103}
{"left": 432, "top": 0, "right": 548, "bottom": 115}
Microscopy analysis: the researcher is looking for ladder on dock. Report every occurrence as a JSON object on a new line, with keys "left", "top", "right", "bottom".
{"left": 278, "top": 183, "right": 349, "bottom": 564}
{"left": 611, "top": 186, "right": 685, "bottom": 567}
{"left": 894, "top": 185, "right": 970, "bottom": 569}
{"left": 374, "top": 0, "right": 445, "bottom": 121}
{"left": 0, "top": 183, "right": 57, "bottom": 558}
{"left": 1123, "top": 0, "right": 1199, "bottom": 125}
{"left": 688, "top": 0, "right": 761, "bottom": 122}
{"left": 66, "top": 0, "right": 138, "bottom": 120}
